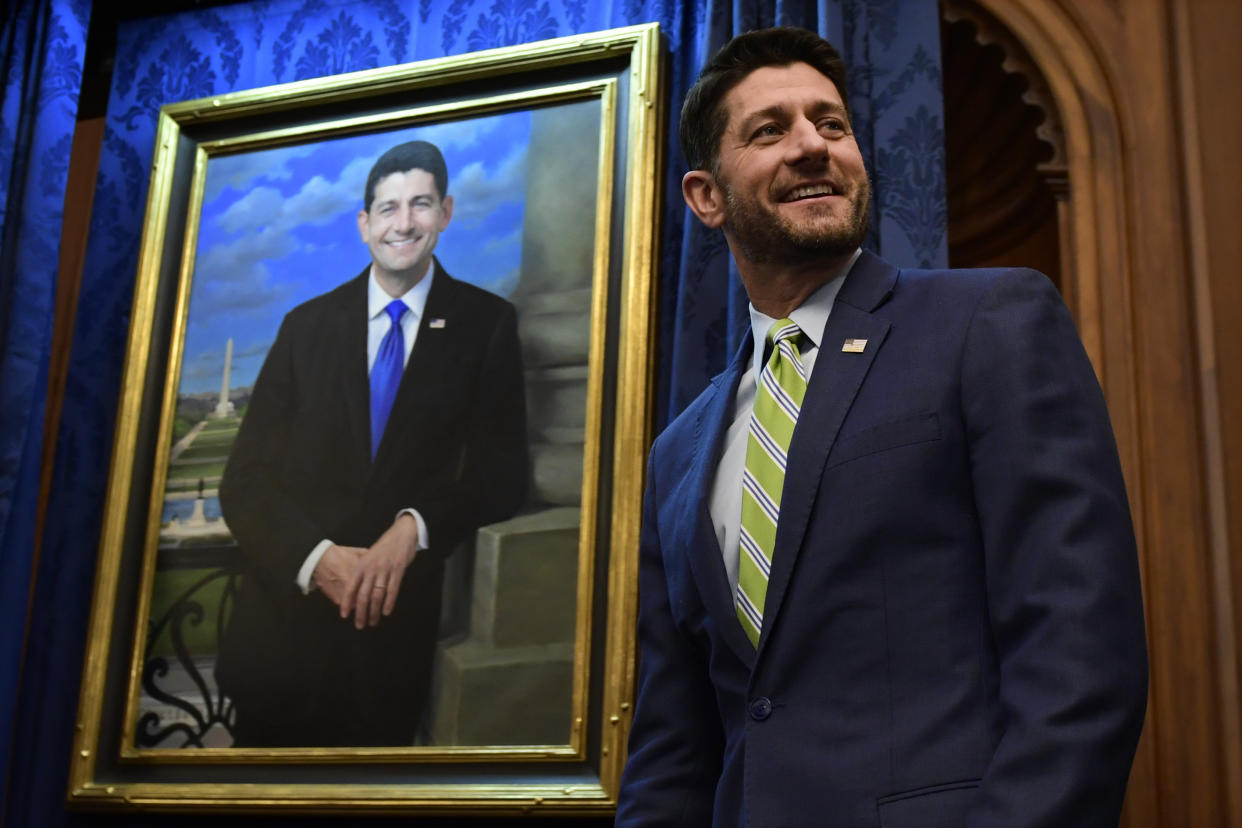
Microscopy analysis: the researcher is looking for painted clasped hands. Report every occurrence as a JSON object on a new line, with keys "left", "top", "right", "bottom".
{"left": 311, "top": 513, "right": 420, "bottom": 629}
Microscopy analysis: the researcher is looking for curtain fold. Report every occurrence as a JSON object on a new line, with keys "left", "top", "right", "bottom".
{"left": 7, "top": 1, "right": 944, "bottom": 823}
{"left": 0, "top": 0, "right": 89, "bottom": 810}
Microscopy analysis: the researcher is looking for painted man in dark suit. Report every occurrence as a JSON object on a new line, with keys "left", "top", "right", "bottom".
{"left": 216, "top": 140, "right": 528, "bottom": 747}
{"left": 617, "top": 28, "right": 1147, "bottom": 826}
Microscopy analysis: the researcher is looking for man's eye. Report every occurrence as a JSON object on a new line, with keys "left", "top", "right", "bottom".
{"left": 752, "top": 124, "right": 782, "bottom": 140}
{"left": 820, "top": 118, "right": 847, "bottom": 134}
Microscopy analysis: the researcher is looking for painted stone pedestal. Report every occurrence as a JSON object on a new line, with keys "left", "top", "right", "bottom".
{"left": 429, "top": 507, "right": 579, "bottom": 745}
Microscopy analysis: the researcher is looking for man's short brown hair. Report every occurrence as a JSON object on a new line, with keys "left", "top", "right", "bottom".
{"left": 679, "top": 27, "right": 851, "bottom": 174}
{"left": 364, "top": 140, "right": 448, "bottom": 211}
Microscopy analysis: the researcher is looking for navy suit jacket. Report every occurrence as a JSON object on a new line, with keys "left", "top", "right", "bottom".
{"left": 217, "top": 263, "right": 528, "bottom": 744}
{"left": 617, "top": 251, "right": 1147, "bottom": 827}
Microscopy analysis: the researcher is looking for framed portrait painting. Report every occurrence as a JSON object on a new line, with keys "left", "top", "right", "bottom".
{"left": 69, "top": 23, "right": 663, "bottom": 815}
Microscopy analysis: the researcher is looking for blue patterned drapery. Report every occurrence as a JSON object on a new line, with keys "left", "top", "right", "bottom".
{"left": 7, "top": 1, "right": 944, "bottom": 824}
{"left": 0, "top": 0, "right": 90, "bottom": 807}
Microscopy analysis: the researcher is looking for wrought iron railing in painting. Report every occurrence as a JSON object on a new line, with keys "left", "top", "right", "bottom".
{"left": 137, "top": 543, "right": 242, "bottom": 748}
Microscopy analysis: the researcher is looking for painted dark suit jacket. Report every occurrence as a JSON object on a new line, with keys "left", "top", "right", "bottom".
{"left": 216, "top": 262, "right": 528, "bottom": 745}
{"left": 617, "top": 250, "right": 1147, "bottom": 827}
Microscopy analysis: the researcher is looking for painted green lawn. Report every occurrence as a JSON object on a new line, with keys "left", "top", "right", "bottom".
{"left": 146, "top": 568, "right": 236, "bottom": 658}
{"left": 194, "top": 426, "right": 239, "bottom": 441}
{"left": 166, "top": 462, "right": 226, "bottom": 483}
{"left": 176, "top": 444, "right": 231, "bottom": 462}
{"left": 171, "top": 416, "right": 194, "bottom": 442}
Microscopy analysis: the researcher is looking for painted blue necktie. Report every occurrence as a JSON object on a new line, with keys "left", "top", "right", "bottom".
{"left": 370, "top": 299, "right": 408, "bottom": 460}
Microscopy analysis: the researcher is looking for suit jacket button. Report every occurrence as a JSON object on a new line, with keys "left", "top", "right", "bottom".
{"left": 748, "top": 697, "right": 773, "bottom": 721}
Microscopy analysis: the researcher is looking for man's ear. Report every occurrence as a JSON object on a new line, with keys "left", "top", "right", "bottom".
{"left": 439, "top": 194, "right": 453, "bottom": 230}
{"left": 682, "top": 169, "right": 725, "bottom": 229}
{"left": 357, "top": 209, "right": 370, "bottom": 241}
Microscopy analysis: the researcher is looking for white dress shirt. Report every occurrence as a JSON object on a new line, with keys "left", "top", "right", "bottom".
{"left": 708, "top": 248, "right": 861, "bottom": 597}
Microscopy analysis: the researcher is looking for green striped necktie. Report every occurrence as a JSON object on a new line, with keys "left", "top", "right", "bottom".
{"left": 737, "top": 318, "right": 807, "bottom": 647}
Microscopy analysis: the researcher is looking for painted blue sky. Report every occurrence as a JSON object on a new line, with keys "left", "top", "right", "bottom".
{"left": 178, "top": 109, "right": 530, "bottom": 395}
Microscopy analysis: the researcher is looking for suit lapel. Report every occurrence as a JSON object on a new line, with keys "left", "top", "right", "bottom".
{"left": 685, "top": 339, "right": 760, "bottom": 668}
{"left": 338, "top": 269, "right": 372, "bottom": 472}
{"left": 757, "top": 251, "right": 897, "bottom": 654}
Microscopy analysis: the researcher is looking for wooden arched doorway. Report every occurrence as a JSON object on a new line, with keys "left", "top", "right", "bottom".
{"left": 939, "top": 1, "right": 1241, "bottom": 825}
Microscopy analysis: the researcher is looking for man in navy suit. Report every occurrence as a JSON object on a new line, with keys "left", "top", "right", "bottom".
{"left": 617, "top": 28, "right": 1147, "bottom": 826}
{"left": 216, "top": 141, "right": 528, "bottom": 747}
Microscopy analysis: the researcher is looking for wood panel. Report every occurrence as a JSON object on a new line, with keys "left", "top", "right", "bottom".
{"left": 1177, "top": 0, "right": 1242, "bottom": 822}
{"left": 973, "top": 0, "right": 1241, "bottom": 824}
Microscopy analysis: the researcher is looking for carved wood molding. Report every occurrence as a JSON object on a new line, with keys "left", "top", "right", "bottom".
{"left": 942, "top": 0, "right": 1065, "bottom": 166}
{"left": 941, "top": 0, "right": 1065, "bottom": 269}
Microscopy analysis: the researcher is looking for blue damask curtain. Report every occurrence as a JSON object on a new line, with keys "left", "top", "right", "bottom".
{"left": 6, "top": 1, "right": 944, "bottom": 823}
{"left": 0, "top": 0, "right": 89, "bottom": 808}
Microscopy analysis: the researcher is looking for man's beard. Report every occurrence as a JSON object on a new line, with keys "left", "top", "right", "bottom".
{"left": 721, "top": 176, "right": 871, "bottom": 266}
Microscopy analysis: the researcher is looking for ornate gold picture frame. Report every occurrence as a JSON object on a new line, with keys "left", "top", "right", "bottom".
{"left": 69, "top": 23, "right": 662, "bottom": 815}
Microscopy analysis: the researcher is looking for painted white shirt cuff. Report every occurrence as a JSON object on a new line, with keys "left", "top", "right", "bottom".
{"left": 297, "top": 538, "right": 334, "bottom": 594}
{"left": 295, "top": 510, "right": 429, "bottom": 595}
{"left": 397, "top": 508, "right": 430, "bottom": 552}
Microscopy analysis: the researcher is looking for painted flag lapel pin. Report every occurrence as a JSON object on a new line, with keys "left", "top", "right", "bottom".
{"left": 841, "top": 338, "right": 868, "bottom": 353}
{"left": 429, "top": 318, "right": 446, "bottom": 329}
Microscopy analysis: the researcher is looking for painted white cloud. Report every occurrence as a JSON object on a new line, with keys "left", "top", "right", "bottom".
{"left": 340, "top": 154, "right": 377, "bottom": 207}
{"left": 182, "top": 359, "right": 224, "bottom": 384}
{"left": 450, "top": 143, "right": 526, "bottom": 225}
{"left": 235, "top": 340, "right": 272, "bottom": 359}
{"left": 285, "top": 173, "right": 355, "bottom": 224}
{"left": 480, "top": 226, "right": 522, "bottom": 258}
{"left": 215, "top": 153, "right": 375, "bottom": 237}
{"left": 191, "top": 262, "right": 293, "bottom": 319}
{"left": 198, "top": 225, "right": 296, "bottom": 279}
{"left": 216, "top": 186, "right": 285, "bottom": 234}
{"left": 416, "top": 117, "right": 500, "bottom": 152}
{"left": 204, "top": 143, "right": 317, "bottom": 201}
{"left": 189, "top": 226, "right": 298, "bottom": 322}
{"left": 180, "top": 336, "right": 276, "bottom": 390}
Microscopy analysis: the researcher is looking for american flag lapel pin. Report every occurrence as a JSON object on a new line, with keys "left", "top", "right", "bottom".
{"left": 429, "top": 318, "right": 446, "bottom": 329}
{"left": 841, "top": 338, "right": 868, "bottom": 353}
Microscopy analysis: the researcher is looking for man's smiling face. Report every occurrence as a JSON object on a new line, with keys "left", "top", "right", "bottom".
{"left": 713, "top": 61, "right": 869, "bottom": 266}
{"left": 357, "top": 168, "right": 453, "bottom": 288}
